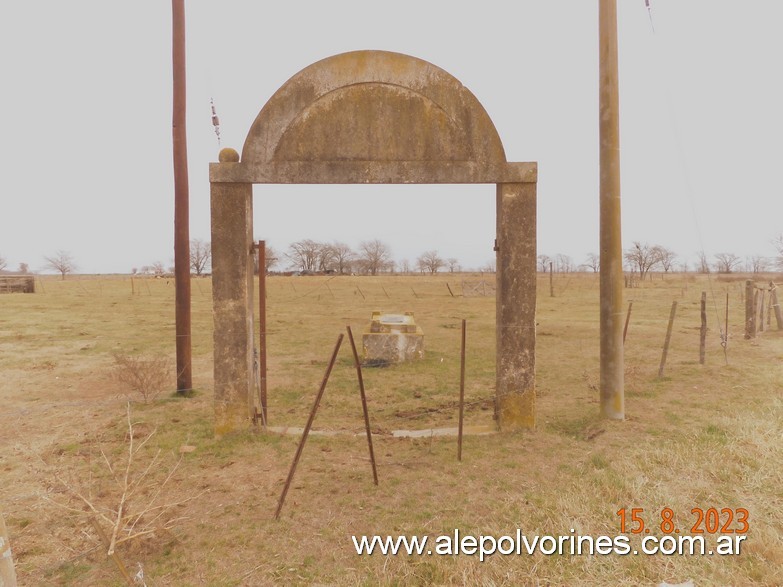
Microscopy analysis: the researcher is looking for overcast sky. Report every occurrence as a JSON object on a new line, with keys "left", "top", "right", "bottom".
{"left": 1, "top": 1, "right": 781, "bottom": 274}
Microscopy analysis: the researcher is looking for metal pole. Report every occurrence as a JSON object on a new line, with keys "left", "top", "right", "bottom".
{"left": 275, "top": 334, "right": 344, "bottom": 520}
{"left": 258, "top": 241, "right": 268, "bottom": 424}
{"left": 458, "top": 319, "right": 466, "bottom": 461}
{"left": 599, "top": 0, "right": 624, "bottom": 419}
{"left": 346, "top": 326, "right": 378, "bottom": 485}
{"left": 172, "top": 0, "right": 192, "bottom": 394}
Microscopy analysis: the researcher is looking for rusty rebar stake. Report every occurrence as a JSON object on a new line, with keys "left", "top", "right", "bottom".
{"left": 458, "top": 319, "right": 467, "bottom": 461}
{"left": 89, "top": 516, "right": 134, "bottom": 586}
{"left": 257, "top": 240, "right": 268, "bottom": 425}
{"left": 274, "top": 334, "right": 344, "bottom": 520}
{"left": 346, "top": 326, "right": 379, "bottom": 485}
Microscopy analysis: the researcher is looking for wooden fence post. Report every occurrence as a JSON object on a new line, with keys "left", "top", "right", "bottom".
{"left": 623, "top": 301, "right": 633, "bottom": 344}
{"left": 658, "top": 301, "right": 678, "bottom": 378}
{"left": 770, "top": 283, "right": 783, "bottom": 330}
{"left": 699, "top": 291, "right": 707, "bottom": 365}
{"left": 744, "top": 280, "right": 755, "bottom": 339}
{"left": 549, "top": 261, "right": 554, "bottom": 297}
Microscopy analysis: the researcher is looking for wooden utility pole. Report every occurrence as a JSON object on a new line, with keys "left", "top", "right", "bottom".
{"left": 599, "top": 0, "right": 624, "bottom": 419}
{"left": 172, "top": 0, "right": 192, "bottom": 394}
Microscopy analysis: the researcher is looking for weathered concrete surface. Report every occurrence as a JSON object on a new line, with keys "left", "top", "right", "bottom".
{"left": 210, "top": 160, "right": 536, "bottom": 185}
{"left": 209, "top": 51, "right": 535, "bottom": 185}
{"left": 209, "top": 51, "right": 538, "bottom": 434}
{"left": 210, "top": 180, "right": 255, "bottom": 435}
{"left": 265, "top": 425, "right": 497, "bottom": 438}
{"left": 362, "top": 312, "right": 424, "bottom": 364}
{"left": 244, "top": 51, "right": 506, "bottom": 165}
{"left": 496, "top": 182, "right": 537, "bottom": 430}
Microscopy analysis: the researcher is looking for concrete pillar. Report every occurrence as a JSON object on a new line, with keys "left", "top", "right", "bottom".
{"left": 495, "top": 182, "right": 536, "bottom": 430}
{"left": 210, "top": 164, "right": 255, "bottom": 435}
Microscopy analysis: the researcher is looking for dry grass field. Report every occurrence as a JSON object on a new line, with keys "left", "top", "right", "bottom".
{"left": 1, "top": 272, "right": 782, "bottom": 586}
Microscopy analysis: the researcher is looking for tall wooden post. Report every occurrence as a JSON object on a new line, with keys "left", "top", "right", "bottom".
{"left": 599, "top": 0, "right": 624, "bottom": 419}
{"left": 172, "top": 0, "right": 192, "bottom": 393}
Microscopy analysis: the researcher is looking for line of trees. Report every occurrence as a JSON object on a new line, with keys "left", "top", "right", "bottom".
{"left": 3, "top": 233, "right": 783, "bottom": 279}
{"left": 538, "top": 238, "right": 783, "bottom": 276}
{"left": 276, "top": 239, "right": 468, "bottom": 275}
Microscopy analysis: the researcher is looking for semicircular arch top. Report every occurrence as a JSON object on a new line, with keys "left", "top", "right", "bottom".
{"left": 241, "top": 50, "right": 507, "bottom": 166}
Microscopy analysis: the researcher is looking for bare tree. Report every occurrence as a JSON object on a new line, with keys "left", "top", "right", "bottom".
{"left": 264, "top": 244, "right": 280, "bottom": 272}
{"left": 189, "top": 239, "right": 211, "bottom": 276}
{"left": 773, "top": 234, "right": 783, "bottom": 270}
{"left": 19, "top": 262, "right": 29, "bottom": 274}
{"left": 151, "top": 261, "right": 166, "bottom": 276}
{"left": 357, "top": 239, "right": 393, "bottom": 275}
{"left": 0, "top": 254, "right": 6, "bottom": 272}
{"left": 555, "top": 253, "right": 574, "bottom": 273}
{"left": 417, "top": 250, "right": 445, "bottom": 274}
{"left": 624, "top": 242, "right": 661, "bottom": 281}
{"left": 747, "top": 255, "right": 768, "bottom": 274}
{"left": 584, "top": 253, "right": 600, "bottom": 273}
{"left": 696, "top": 251, "right": 711, "bottom": 274}
{"left": 313, "top": 243, "right": 335, "bottom": 272}
{"left": 446, "top": 257, "right": 460, "bottom": 273}
{"left": 286, "top": 239, "right": 321, "bottom": 272}
{"left": 44, "top": 250, "right": 76, "bottom": 280}
{"left": 480, "top": 259, "right": 496, "bottom": 273}
{"left": 329, "top": 242, "right": 354, "bottom": 274}
{"left": 399, "top": 259, "right": 411, "bottom": 275}
{"left": 537, "top": 254, "right": 551, "bottom": 273}
{"left": 654, "top": 246, "right": 677, "bottom": 273}
{"left": 713, "top": 253, "right": 742, "bottom": 274}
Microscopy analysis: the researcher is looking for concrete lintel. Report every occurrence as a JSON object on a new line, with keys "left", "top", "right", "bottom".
{"left": 209, "top": 160, "right": 537, "bottom": 185}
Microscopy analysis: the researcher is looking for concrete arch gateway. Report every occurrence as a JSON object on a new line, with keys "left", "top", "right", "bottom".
{"left": 209, "top": 50, "right": 537, "bottom": 434}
